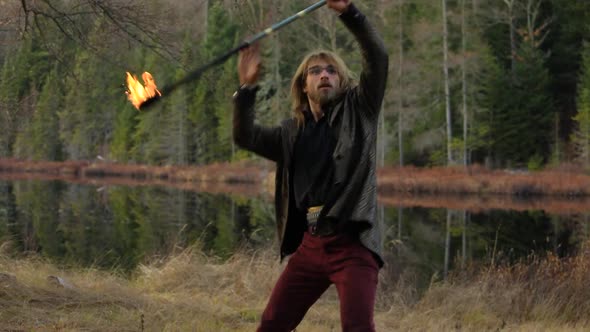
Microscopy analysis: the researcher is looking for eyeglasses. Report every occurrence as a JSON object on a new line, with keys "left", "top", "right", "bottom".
{"left": 306, "top": 65, "right": 337, "bottom": 76}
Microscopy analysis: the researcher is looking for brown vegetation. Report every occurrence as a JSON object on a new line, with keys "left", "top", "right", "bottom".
{"left": 3, "top": 159, "right": 590, "bottom": 196}
{"left": 0, "top": 158, "right": 272, "bottom": 184}
{"left": 377, "top": 164, "right": 590, "bottom": 197}
{"left": 0, "top": 158, "right": 274, "bottom": 197}
{"left": 3, "top": 159, "right": 590, "bottom": 214}
{"left": 376, "top": 164, "right": 590, "bottom": 214}
{"left": 1, "top": 240, "right": 589, "bottom": 331}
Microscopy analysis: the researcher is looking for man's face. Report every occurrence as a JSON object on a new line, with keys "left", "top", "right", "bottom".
{"left": 303, "top": 59, "right": 341, "bottom": 106}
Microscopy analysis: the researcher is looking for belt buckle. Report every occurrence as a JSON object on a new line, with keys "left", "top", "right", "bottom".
{"left": 309, "top": 223, "right": 318, "bottom": 236}
{"left": 307, "top": 205, "right": 323, "bottom": 236}
{"left": 308, "top": 205, "right": 323, "bottom": 214}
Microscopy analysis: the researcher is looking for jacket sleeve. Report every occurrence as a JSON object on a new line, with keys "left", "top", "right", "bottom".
{"left": 340, "top": 3, "right": 389, "bottom": 117}
{"left": 232, "top": 86, "right": 284, "bottom": 163}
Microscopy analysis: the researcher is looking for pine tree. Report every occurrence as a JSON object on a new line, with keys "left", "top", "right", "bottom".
{"left": 491, "top": 44, "right": 553, "bottom": 166}
{"left": 26, "top": 67, "right": 64, "bottom": 160}
{"left": 571, "top": 41, "right": 590, "bottom": 166}
{"left": 0, "top": 37, "right": 49, "bottom": 157}
{"left": 59, "top": 16, "right": 132, "bottom": 160}
{"left": 188, "top": 2, "right": 238, "bottom": 164}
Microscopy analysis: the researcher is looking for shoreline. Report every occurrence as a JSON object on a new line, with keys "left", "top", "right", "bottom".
{"left": 2, "top": 158, "right": 590, "bottom": 214}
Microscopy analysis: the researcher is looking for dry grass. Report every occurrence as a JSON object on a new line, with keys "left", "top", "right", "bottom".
{"left": 4, "top": 159, "right": 590, "bottom": 214}
{"left": 0, "top": 158, "right": 273, "bottom": 198}
{"left": 3, "top": 159, "right": 590, "bottom": 198}
{"left": 388, "top": 246, "right": 590, "bottom": 331}
{"left": 0, "top": 158, "right": 273, "bottom": 187}
{"left": 378, "top": 164, "right": 590, "bottom": 197}
{"left": 1, "top": 240, "right": 590, "bottom": 331}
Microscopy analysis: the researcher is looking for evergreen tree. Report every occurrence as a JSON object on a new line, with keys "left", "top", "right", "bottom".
{"left": 17, "top": 67, "right": 64, "bottom": 160}
{"left": 59, "top": 17, "right": 128, "bottom": 160}
{"left": 571, "top": 41, "right": 590, "bottom": 166}
{"left": 111, "top": 98, "right": 139, "bottom": 163}
{"left": 546, "top": 0, "right": 590, "bottom": 145}
{"left": 397, "top": 1, "right": 447, "bottom": 165}
{"left": 0, "top": 37, "right": 49, "bottom": 157}
{"left": 493, "top": 44, "right": 553, "bottom": 166}
{"left": 188, "top": 2, "right": 238, "bottom": 164}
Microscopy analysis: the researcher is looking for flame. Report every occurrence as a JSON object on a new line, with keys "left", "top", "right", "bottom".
{"left": 125, "top": 71, "right": 161, "bottom": 110}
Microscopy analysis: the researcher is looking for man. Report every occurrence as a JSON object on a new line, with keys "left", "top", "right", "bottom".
{"left": 232, "top": 0, "right": 388, "bottom": 331}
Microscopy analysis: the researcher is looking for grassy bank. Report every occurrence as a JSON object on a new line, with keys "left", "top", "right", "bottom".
{"left": 377, "top": 164, "right": 590, "bottom": 197}
{"left": 1, "top": 241, "right": 589, "bottom": 331}
{"left": 0, "top": 158, "right": 272, "bottom": 186}
{"left": 2, "top": 158, "right": 590, "bottom": 198}
{"left": 4, "top": 158, "right": 590, "bottom": 214}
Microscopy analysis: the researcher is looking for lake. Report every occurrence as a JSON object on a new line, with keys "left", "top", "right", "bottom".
{"left": 1, "top": 177, "right": 588, "bottom": 290}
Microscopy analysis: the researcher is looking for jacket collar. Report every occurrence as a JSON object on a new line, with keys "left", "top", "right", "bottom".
{"left": 327, "top": 90, "right": 347, "bottom": 124}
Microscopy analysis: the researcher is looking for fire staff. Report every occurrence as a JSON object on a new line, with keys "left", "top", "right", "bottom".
{"left": 232, "top": 0, "right": 388, "bottom": 330}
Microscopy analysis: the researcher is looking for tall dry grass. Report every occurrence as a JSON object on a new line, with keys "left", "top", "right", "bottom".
{"left": 389, "top": 245, "right": 590, "bottom": 331}
{"left": 1, "top": 239, "right": 590, "bottom": 331}
{"left": 0, "top": 158, "right": 274, "bottom": 189}
{"left": 378, "top": 164, "right": 590, "bottom": 197}
{"left": 3, "top": 158, "right": 590, "bottom": 199}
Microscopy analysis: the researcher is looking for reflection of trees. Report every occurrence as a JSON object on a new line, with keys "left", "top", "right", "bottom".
{"left": 1, "top": 178, "right": 588, "bottom": 278}
{"left": 383, "top": 206, "right": 586, "bottom": 292}
{"left": 550, "top": 214, "right": 588, "bottom": 257}
{"left": 0, "top": 182, "right": 18, "bottom": 245}
{"left": 58, "top": 184, "right": 118, "bottom": 267}
{"left": 0, "top": 179, "right": 277, "bottom": 270}
{"left": 13, "top": 181, "right": 41, "bottom": 252}
{"left": 382, "top": 207, "right": 446, "bottom": 293}
{"left": 193, "top": 193, "right": 274, "bottom": 258}
{"left": 26, "top": 180, "right": 65, "bottom": 259}
{"left": 469, "top": 210, "right": 554, "bottom": 264}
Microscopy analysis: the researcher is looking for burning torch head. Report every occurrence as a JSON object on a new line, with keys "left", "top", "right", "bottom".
{"left": 125, "top": 71, "right": 162, "bottom": 110}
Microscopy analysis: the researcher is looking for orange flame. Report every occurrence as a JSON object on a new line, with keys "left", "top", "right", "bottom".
{"left": 125, "top": 71, "right": 161, "bottom": 110}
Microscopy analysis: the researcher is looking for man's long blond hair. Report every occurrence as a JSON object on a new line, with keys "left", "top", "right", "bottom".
{"left": 290, "top": 50, "right": 355, "bottom": 127}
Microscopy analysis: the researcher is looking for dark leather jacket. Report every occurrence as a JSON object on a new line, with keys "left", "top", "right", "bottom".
{"left": 233, "top": 4, "right": 388, "bottom": 266}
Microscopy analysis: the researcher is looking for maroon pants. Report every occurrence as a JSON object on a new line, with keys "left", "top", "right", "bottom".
{"left": 257, "top": 232, "right": 379, "bottom": 332}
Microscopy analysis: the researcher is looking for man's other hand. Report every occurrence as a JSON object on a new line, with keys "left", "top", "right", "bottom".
{"left": 238, "top": 43, "right": 261, "bottom": 86}
{"left": 326, "top": 0, "right": 351, "bottom": 14}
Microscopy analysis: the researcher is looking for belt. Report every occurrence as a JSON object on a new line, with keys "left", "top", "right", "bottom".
{"left": 306, "top": 205, "right": 323, "bottom": 223}
{"left": 306, "top": 205, "right": 336, "bottom": 237}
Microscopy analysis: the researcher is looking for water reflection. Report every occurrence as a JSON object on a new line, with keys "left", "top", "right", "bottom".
{"left": 0, "top": 179, "right": 588, "bottom": 284}
{"left": 0, "top": 179, "right": 276, "bottom": 271}
{"left": 381, "top": 206, "right": 589, "bottom": 290}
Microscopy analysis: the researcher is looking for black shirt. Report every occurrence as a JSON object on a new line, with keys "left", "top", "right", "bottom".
{"left": 292, "top": 109, "right": 336, "bottom": 211}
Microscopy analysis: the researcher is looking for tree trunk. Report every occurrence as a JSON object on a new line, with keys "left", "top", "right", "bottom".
{"left": 461, "top": 210, "right": 467, "bottom": 268}
{"left": 442, "top": 0, "right": 453, "bottom": 164}
{"left": 461, "top": 0, "right": 469, "bottom": 166}
{"left": 444, "top": 209, "right": 451, "bottom": 279}
{"left": 506, "top": 0, "right": 517, "bottom": 78}
{"left": 398, "top": 0, "right": 404, "bottom": 166}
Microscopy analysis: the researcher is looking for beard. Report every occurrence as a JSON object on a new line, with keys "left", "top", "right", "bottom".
{"left": 308, "top": 86, "right": 340, "bottom": 106}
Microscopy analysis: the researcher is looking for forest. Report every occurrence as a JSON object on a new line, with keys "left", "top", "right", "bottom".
{"left": 1, "top": 0, "right": 590, "bottom": 170}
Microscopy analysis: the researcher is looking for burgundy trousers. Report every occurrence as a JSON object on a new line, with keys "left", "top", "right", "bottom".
{"left": 257, "top": 232, "right": 379, "bottom": 332}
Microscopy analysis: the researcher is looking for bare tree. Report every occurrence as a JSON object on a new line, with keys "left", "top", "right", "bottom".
{"left": 397, "top": 0, "right": 405, "bottom": 166}
{"left": 0, "top": 2, "right": 23, "bottom": 62}
{"left": 522, "top": 0, "right": 551, "bottom": 48}
{"left": 13, "top": 0, "right": 208, "bottom": 66}
{"left": 505, "top": 0, "right": 518, "bottom": 77}
{"left": 442, "top": 0, "right": 453, "bottom": 165}
{"left": 461, "top": 0, "right": 469, "bottom": 166}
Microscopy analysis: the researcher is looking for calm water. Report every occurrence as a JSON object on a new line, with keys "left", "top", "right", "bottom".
{"left": 1, "top": 178, "right": 588, "bottom": 286}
